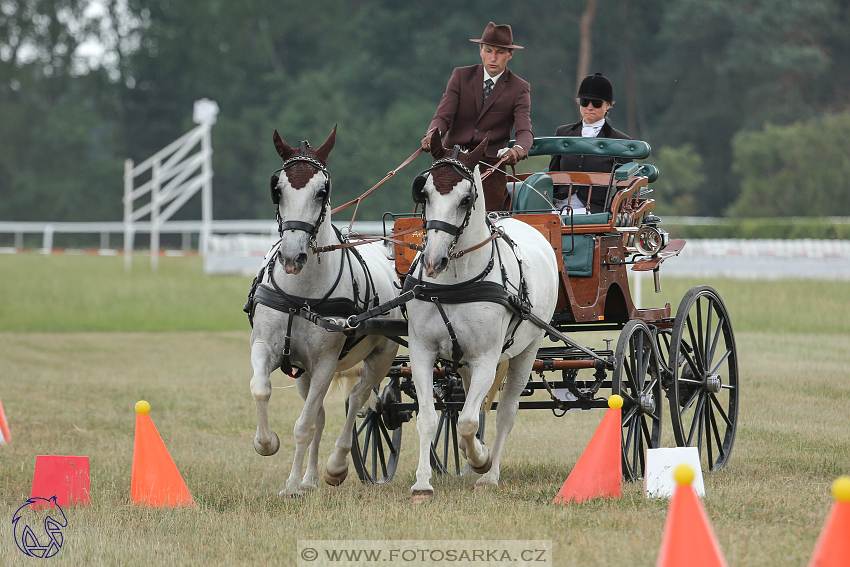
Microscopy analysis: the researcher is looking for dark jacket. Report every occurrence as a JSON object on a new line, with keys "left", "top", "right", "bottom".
{"left": 547, "top": 120, "right": 631, "bottom": 212}
{"left": 429, "top": 64, "right": 533, "bottom": 159}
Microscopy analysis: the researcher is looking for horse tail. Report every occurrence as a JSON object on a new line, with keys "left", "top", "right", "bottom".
{"left": 481, "top": 360, "right": 510, "bottom": 415}
{"left": 325, "top": 362, "right": 363, "bottom": 403}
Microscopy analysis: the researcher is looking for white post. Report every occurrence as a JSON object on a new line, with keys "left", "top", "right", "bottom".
{"left": 150, "top": 159, "right": 161, "bottom": 272}
{"left": 124, "top": 158, "right": 134, "bottom": 272}
{"left": 41, "top": 225, "right": 54, "bottom": 254}
{"left": 200, "top": 122, "right": 213, "bottom": 257}
{"left": 193, "top": 98, "right": 218, "bottom": 259}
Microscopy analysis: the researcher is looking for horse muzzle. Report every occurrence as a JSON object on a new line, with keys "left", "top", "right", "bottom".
{"left": 423, "top": 253, "right": 449, "bottom": 278}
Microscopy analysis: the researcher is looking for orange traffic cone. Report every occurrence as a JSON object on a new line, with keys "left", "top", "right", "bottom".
{"left": 656, "top": 464, "right": 729, "bottom": 567}
{"left": 131, "top": 400, "right": 195, "bottom": 508}
{"left": 807, "top": 476, "right": 850, "bottom": 567}
{"left": 0, "top": 395, "right": 11, "bottom": 444}
{"left": 552, "top": 395, "right": 622, "bottom": 504}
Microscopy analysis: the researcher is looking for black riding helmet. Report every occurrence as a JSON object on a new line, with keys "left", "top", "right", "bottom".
{"left": 577, "top": 72, "right": 613, "bottom": 103}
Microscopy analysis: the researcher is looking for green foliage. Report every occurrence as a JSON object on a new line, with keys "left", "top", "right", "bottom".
{"left": 664, "top": 218, "right": 850, "bottom": 239}
{"left": 4, "top": 0, "right": 850, "bottom": 221}
{"left": 646, "top": 144, "right": 706, "bottom": 216}
{"left": 728, "top": 112, "right": 850, "bottom": 217}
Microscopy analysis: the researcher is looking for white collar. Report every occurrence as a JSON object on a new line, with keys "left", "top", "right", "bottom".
{"left": 582, "top": 118, "right": 606, "bottom": 137}
{"left": 484, "top": 70, "right": 504, "bottom": 87}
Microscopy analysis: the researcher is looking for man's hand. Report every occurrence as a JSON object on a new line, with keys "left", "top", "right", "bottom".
{"left": 500, "top": 146, "right": 527, "bottom": 165}
{"left": 421, "top": 128, "right": 437, "bottom": 151}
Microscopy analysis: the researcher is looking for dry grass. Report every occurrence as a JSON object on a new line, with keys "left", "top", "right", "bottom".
{"left": 1, "top": 326, "right": 848, "bottom": 566}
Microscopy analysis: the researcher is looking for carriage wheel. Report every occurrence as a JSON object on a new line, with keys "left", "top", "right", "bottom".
{"left": 613, "top": 320, "right": 663, "bottom": 481}
{"left": 430, "top": 409, "right": 485, "bottom": 475}
{"left": 667, "top": 286, "right": 739, "bottom": 471}
{"left": 348, "top": 382, "right": 402, "bottom": 484}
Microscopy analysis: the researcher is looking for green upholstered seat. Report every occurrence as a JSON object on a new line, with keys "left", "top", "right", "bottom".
{"left": 615, "top": 162, "right": 659, "bottom": 183}
{"left": 510, "top": 137, "right": 651, "bottom": 160}
{"left": 560, "top": 212, "right": 611, "bottom": 225}
{"left": 509, "top": 172, "right": 554, "bottom": 211}
{"left": 561, "top": 234, "right": 595, "bottom": 277}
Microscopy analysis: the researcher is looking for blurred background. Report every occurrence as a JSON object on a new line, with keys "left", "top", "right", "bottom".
{"left": 2, "top": 0, "right": 850, "bottom": 225}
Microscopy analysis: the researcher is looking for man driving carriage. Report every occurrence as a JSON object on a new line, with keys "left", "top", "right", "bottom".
{"left": 549, "top": 72, "right": 632, "bottom": 214}
{"left": 420, "top": 22, "right": 533, "bottom": 212}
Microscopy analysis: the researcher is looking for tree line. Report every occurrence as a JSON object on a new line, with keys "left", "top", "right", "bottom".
{"left": 2, "top": 0, "right": 849, "bottom": 223}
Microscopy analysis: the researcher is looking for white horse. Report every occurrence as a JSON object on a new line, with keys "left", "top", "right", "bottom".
{"left": 247, "top": 126, "right": 401, "bottom": 497}
{"left": 404, "top": 131, "right": 559, "bottom": 503}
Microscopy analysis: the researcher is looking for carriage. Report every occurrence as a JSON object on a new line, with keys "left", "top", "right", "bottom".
{"left": 248, "top": 129, "right": 738, "bottom": 499}
{"left": 341, "top": 136, "right": 739, "bottom": 486}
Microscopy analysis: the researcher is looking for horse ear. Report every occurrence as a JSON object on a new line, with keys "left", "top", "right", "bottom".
{"left": 467, "top": 133, "right": 489, "bottom": 168}
{"left": 429, "top": 128, "right": 444, "bottom": 159}
{"left": 273, "top": 130, "right": 293, "bottom": 159}
{"left": 315, "top": 124, "right": 337, "bottom": 164}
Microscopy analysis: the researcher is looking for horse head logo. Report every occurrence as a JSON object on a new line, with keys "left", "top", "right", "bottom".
{"left": 12, "top": 496, "right": 68, "bottom": 559}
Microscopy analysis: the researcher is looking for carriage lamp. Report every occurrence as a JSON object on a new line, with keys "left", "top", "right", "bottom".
{"left": 634, "top": 225, "right": 669, "bottom": 256}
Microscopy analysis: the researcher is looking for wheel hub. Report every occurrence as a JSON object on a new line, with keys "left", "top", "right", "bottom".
{"left": 706, "top": 374, "right": 722, "bottom": 394}
{"left": 640, "top": 393, "right": 656, "bottom": 414}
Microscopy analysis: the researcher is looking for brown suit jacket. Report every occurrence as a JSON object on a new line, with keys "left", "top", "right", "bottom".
{"left": 428, "top": 64, "right": 533, "bottom": 159}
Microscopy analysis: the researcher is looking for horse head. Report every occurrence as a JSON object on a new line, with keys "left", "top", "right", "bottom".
{"left": 414, "top": 129, "right": 488, "bottom": 278}
{"left": 270, "top": 125, "right": 337, "bottom": 274}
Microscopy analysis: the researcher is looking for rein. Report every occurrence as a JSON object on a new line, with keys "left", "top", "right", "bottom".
{"left": 313, "top": 150, "right": 508, "bottom": 255}
{"left": 331, "top": 147, "right": 424, "bottom": 225}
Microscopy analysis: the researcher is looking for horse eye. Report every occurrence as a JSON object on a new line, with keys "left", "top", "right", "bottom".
{"left": 459, "top": 195, "right": 472, "bottom": 207}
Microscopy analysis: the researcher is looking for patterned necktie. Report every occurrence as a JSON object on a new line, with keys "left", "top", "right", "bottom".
{"left": 483, "top": 78, "right": 494, "bottom": 102}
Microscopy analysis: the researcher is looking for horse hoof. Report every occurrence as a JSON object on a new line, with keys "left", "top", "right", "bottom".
{"left": 324, "top": 468, "right": 348, "bottom": 487}
{"left": 410, "top": 489, "right": 434, "bottom": 504}
{"left": 278, "top": 488, "right": 304, "bottom": 499}
{"left": 474, "top": 478, "right": 497, "bottom": 491}
{"left": 254, "top": 431, "right": 281, "bottom": 456}
{"left": 470, "top": 455, "right": 492, "bottom": 475}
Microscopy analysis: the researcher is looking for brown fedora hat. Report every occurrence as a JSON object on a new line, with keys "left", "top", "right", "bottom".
{"left": 469, "top": 22, "right": 524, "bottom": 50}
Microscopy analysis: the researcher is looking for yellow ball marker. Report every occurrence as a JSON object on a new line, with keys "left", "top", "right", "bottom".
{"left": 674, "top": 463, "right": 695, "bottom": 486}
{"left": 135, "top": 400, "right": 151, "bottom": 415}
{"left": 832, "top": 476, "right": 850, "bottom": 502}
{"left": 608, "top": 395, "right": 623, "bottom": 409}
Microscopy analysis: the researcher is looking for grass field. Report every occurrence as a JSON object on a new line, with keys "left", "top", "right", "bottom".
{"left": 0, "top": 255, "right": 848, "bottom": 566}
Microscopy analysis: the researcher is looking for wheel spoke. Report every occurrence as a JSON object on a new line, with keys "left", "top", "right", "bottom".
{"left": 631, "top": 417, "right": 641, "bottom": 470}
{"left": 696, "top": 298, "right": 705, "bottom": 359}
{"left": 641, "top": 415, "right": 653, "bottom": 447}
{"left": 704, "top": 298, "right": 714, "bottom": 362}
{"left": 624, "top": 415, "right": 636, "bottom": 454}
{"left": 686, "top": 394, "right": 705, "bottom": 446}
{"left": 451, "top": 415, "right": 460, "bottom": 473}
{"left": 707, "top": 315, "right": 723, "bottom": 369}
{"left": 685, "top": 317, "right": 706, "bottom": 376}
{"left": 680, "top": 387, "right": 701, "bottom": 414}
{"left": 361, "top": 420, "right": 373, "bottom": 462}
{"left": 709, "top": 392, "right": 732, "bottom": 427}
{"left": 708, "top": 402, "right": 726, "bottom": 463}
{"left": 709, "top": 348, "right": 732, "bottom": 376}
{"left": 704, "top": 397, "right": 713, "bottom": 467}
{"left": 696, "top": 396, "right": 705, "bottom": 456}
{"left": 371, "top": 423, "right": 379, "bottom": 476}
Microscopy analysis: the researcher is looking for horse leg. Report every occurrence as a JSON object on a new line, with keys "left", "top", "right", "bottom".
{"left": 410, "top": 348, "right": 439, "bottom": 504}
{"left": 455, "top": 365, "right": 495, "bottom": 473}
{"left": 325, "top": 349, "right": 394, "bottom": 486}
{"left": 250, "top": 340, "right": 281, "bottom": 456}
{"left": 281, "top": 361, "right": 335, "bottom": 497}
{"left": 300, "top": 392, "right": 325, "bottom": 493}
{"left": 475, "top": 344, "right": 538, "bottom": 490}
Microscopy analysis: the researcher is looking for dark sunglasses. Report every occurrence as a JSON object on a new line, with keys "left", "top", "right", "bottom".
{"left": 579, "top": 98, "right": 605, "bottom": 108}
